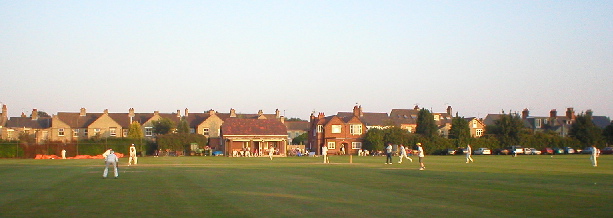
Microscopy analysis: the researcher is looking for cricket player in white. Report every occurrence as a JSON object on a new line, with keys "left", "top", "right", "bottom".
{"left": 466, "top": 144, "right": 474, "bottom": 163}
{"left": 591, "top": 145, "right": 599, "bottom": 167}
{"left": 61, "top": 149, "right": 66, "bottom": 159}
{"left": 322, "top": 145, "right": 329, "bottom": 163}
{"left": 102, "top": 149, "right": 112, "bottom": 158}
{"left": 398, "top": 145, "right": 412, "bottom": 163}
{"left": 268, "top": 146, "right": 275, "bottom": 160}
{"left": 103, "top": 150, "right": 119, "bottom": 179}
{"left": 417, "top": 143, "right": 425, "bottom": 170}
{"left": 128, "top": 144, "right": 138, "bottom": 166}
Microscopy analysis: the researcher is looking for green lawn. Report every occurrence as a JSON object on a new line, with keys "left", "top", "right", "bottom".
{"left": 0, "top": 154, "right": 611, "bottom": 217}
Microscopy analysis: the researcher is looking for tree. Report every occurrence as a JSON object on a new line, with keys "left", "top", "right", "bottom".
{"left": 416, "top": 108, "right": 437, "bottom": 138}
{"left": 292, "top": 133, "right": 308, "bottom": 145}
{"left": 363, "top": 128, "right": 384, "bottom": 151}
{"left": 177, "top": 117, "right": 190, "bottom": 134}
{"left": 383, "top": 126, "right": 409, "bottom": 145}
{"left": 30, "top": 110, "right": 50, "bottom": 118}
{"left": 449, "top": 116, "right": 471, "bottom": 147}
{"left": 485, "top": 112, "right": 525, "bottom": 146}
{"left": 127, "top": 122, "right": 143, "bottom": 139}
{"left": 604, "top": 123, "right": 613, "bottom": 146}
{"left": 152, "top": 117, "right": 175, "bottom": 135}
{"left": 569, "top": 112, "right": 604, "bottom": 146}
{"left": 286, "top": 117, "right": 307, "bottom": 122}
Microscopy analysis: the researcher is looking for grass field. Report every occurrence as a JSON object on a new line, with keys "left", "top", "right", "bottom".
{"left": 0, "top": 154, "right": 612, "bottom": 217}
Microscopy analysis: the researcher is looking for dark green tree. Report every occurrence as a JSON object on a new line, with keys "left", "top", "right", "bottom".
{"left": 569, "top": 112, "right": 604, "bottom": 146}
{"left": 152, "top": 117, "right": 175, "bottom": 135}
{"left": 177, "top": 117, "right": 190, "bottom": 134}
{"left": 363, "top": 128, "right": 385, "bottom": 151}
{"left": 416, "top": 108, "right": 437, "bottom": 138}
{"left": 383, "top": 126, "right": 409, "bottom": 145}
{"left": 604, "top": 123, "right": 613, "bottom": 145}
{"left": 127, "top": 121, "right": 143, "bottom": 139}
{"left": 449, "top": 115, "right": 471, "bottom": 147}
{"left": 292, "top": 133, "right": 308, "bottom": 145}
{"left": 286, "top": 117, "right": 307, "bottom": 122}
{"left": 485, "top": 112, "right": 525, "bottom": 146}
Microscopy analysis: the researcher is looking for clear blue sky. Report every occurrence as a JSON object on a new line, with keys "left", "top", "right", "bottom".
{"left": 1, "top": 1, "right": 612, "bottom": 120}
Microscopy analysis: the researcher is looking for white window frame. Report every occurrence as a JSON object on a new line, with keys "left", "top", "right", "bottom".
{"left": 58, "top": 128, "right": 65, "bottom": 136}
{"left": 331, "top": 125, "right": 341, "bottom": 133}
{"left": 109, "top": 127, "right": 117, "bottom": 137}
{"left": 536, "top": 119, "right": 542, "bottom": 128}
{"left": 327, "top": 141, "right": 336, "bottom": 149}
{"left": 472, "top": 120, "right": 477, "bottom": 128}
{"left": 476, "top": 129, "right": 483, "bottom": 137}
{"left": 351, "top": 142, "right": 362, "bottom": 149}
{"left": 145, "top": 127, "right": 153, "bottom": 136}
{"left": 317, "top": 125, "right": 323, "bottom": 133}
{"left": 73, "top": 129, "right": 79, "bottom": 137}
{"left": 203, "top": 128, "right": 210, "bottom": 136}
{"left": 123, "top": 129, "right": 129, "bottom": 137}
{"left": 350, "top": 124, "right": 362, "bottom": 135}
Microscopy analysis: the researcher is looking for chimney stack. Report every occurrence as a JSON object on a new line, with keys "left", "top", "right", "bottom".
{"left": 209, "top": 109, "right": 215, "bottom": 116}
{"left": 176, "top": 110, "right": 181, "bottom": 117}
{"left": 129, "top": 108, "right": 135, "bottom": 124}
{"left": 275, "top": 109, "right": 280, "bottom": 118}
{"left": 32, "top": 109, "right": 38, "bottom": 120}
{"left": 566, "top": 108, "right": 575, "bottom": 120}
{"left": 80, "top": 108, "right": 86, "bottom": 116}
{"left": 550, "top": 109, "right": 557, "bottom": 118}
{"left": 230, "top": 108, "right": 236, "bottom": 117}
{"left": 522, "top": 108, "right": 529, "bottom": 119}
{"left": 446, "top": 106, "right": 453, "bottom": 116}
{"left": 104, "top": 109, "right": 109, "bottom": 115}
{"left": 184, "top": 108, "right": 189, "bottom": 117}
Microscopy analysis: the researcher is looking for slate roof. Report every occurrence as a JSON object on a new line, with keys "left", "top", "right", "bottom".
{"left": 337, "top": 112, "right": 390, "bottom": 126}
{"left": 592, "top": 116, "right": 611, "bottom": 129}
{"left": 55, "top": 112, "right": 104, "bottom": 128}
{"left": 284, "top": 121, "right": 310, "bottom": 131}
{"left": 5, "top": 117, "right": 52, "bottom": 129}
{"left": 221, "top": 118, "right": 287, "bottom": 135}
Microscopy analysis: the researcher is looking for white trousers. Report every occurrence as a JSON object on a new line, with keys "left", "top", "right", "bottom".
{"left": 466, "top": 154, "right": 474, "bottom": 163}
{"left": 103, "top": 161, "right": 118, "bottom": 178}
{"left": 398, "top": 154, "right": 412, "bottom": 163}
{"left": 129, "top": 155, "right": 138, "bottom": 165}
{"left": 591, "top": 156, "right": 598, "bottom": 167}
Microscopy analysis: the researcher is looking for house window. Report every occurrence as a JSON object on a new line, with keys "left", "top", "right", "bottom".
{"left": 145, "top": 127, "right": 153, "bottom": 136}
{"left": 84, "top": 129, "right": 88, "bottom": 136}
{"left": 350, "top": 124, "right": 362, "bottom": 135}
{"left": 536, "top": 119, "right": 542, "bottom": 128}
{"left": 327, "top": 141, "right": 336, "bottom": 149}
{"left": 472, "top": 120, "right": 477, "bottom": 128}
{"left": 73, "top": 129, "right": 79, "bottom": 137}
{"left": 317, "top": 125, "right": 323, "bottom": 133}
{"left": 109, "top": 128, "right": 117, "bottom": 137}
{"left": 58, "top": 128, "right": 65, "bottom": 136}
{"left": 8, "top": 129, "right": 14, "bottom": 138}
{"left": 331, "top": 125, "right": 341, "bottom": 133}
{"left": 123, "top": 129, "right": 128, "bottom": 137}
{"left": 544, "top": 119, "right": 548, "bottom": 124}
{"left": 203, "top": 128, "right": 210, "bottom": 136}
{"left": 190, "top": 128, "right": 195, "bottom": 134}
{"left": 352, "top": 142, "right": 362, "bottom": 149}
{"left": 434, "top": 115, "right": 440, "bottom": 121}
{"left": 94, "top": 128, "right": 101, "bottom": 135}
{"left": 476, "top": 129, "right": 483, "bottom": 137}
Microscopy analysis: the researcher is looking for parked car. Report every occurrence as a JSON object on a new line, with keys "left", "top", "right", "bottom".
{"left": 529, "top": 148, "right": 541, "bottom": 155}
{"left": 494, "top": 148, "right": 510, "bottom": 155}
{"left": 541, "top": 148, "right": 554, "bottom": 155}
{"left": 552, "top": 147, "right": 565, "bottom": 154}
{"left": 522, "top": 148, "right": 532, "bottom": 155}
{"left": 564, "top": 147, "right": 575, "bottom": 154}
{"left": 456, "top": 147, "right": 468, "bottom": 155}
{"left": 474, "top": 148, "right": 491, "bottom": 155}
{"left": 581, "top": 147, "right": 595, "bottom": 154}
{"left": 602, "top": 147, "right": 613, "bottom": 155}
{"left": 446, "top": 149, "right": 456, "bottom": 155}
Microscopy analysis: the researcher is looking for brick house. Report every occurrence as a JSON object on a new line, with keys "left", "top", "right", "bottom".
{"left": 2, "top": 109, "right": 52, "bottom": 143}
{"left": 221, "top": 118, "right": 288, "bottom": 157}
{"left": 308, "top": 106, "right": 366, "bottom": 155}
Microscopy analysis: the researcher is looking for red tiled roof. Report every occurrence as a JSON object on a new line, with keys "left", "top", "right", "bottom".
{"left": 222, "top": 118, "right": 287, "bottom": 135}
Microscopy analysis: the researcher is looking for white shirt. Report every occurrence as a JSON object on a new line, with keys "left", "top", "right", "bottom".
{"left": 418, "top": 146, "right": 424, "bottom": 157}
{"left": 322, "top": 146, "right": 328, "bottom": 155}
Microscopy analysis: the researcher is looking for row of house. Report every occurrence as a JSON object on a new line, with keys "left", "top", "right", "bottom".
{"left": 1, "top": 104, "right": 610, "bottom": 156}
{"left": 0, "top": 105, "right": 310, "bottom": 156}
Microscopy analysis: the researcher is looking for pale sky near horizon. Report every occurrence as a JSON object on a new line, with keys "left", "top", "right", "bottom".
{"left": 1, "top": 1, "right": 612, "bottom": 120}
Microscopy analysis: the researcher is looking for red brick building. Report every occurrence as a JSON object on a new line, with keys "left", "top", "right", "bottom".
{"left": 221, "top": 118, "right": 288, "bottom": 157}
{"left": 308, "top": 106, "right": 366, "bottom": 155}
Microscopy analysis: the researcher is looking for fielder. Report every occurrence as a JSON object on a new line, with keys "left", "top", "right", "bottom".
{"left": 103, "top": 150, "right": 119, "bottom": 179}
{"left": 417, "top": 143, "right": 425, "bottom": 170}
{"left": 128, "top": 144, "right": 138, "bottom": 166}
{"left": 102, "top": 148, "right": 112, "bottom": 158}
{"left": 591, "top": 145, "right": 599, "bottom": 167}
{"left": 268, "top": 146, "right": 275, "bottom": 160}
{"left": 466, "top": 144, "right": 474, "bottom": 163}
{"left": 61, "top": 149, "right": 66, "bottom": 159}
{"left": 322, "top": 145, "right": 329, "bottom": 163}
{"left": 398, "top": 145, "right": 412, "bottom": 163}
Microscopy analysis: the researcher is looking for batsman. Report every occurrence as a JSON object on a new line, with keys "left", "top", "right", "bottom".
{"left": 128, "top": 144, "right": 138, "bottom": 166}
